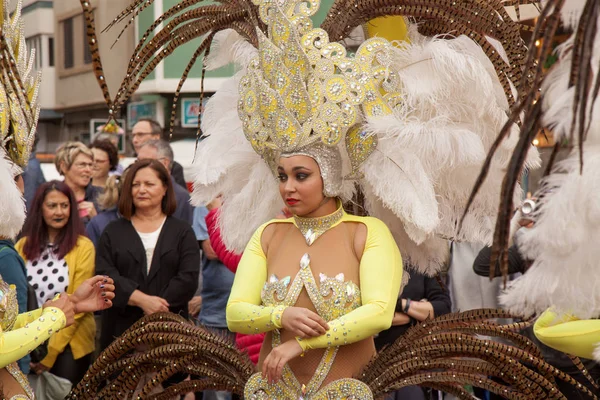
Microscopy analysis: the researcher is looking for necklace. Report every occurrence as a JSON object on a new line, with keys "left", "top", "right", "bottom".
{"left": 293, "top": 202, "right": 344, "bottom": 246}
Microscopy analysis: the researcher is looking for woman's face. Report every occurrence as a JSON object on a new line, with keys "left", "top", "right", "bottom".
{"left": 92, "top": 148, "right": 111, "bottom": 180}
{"left": 62, "top": 153, "right": 93, "bottom": 190}
{"left": 277, "top": 155, "right": 325, "bottom": 216}
{"left": 42, "top": 190, "right": 70, "bottom": 233}
{"left": 131, "top": 167, "right": 167, "bottom": 212}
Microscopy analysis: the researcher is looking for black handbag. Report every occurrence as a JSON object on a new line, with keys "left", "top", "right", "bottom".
{"left": 27, "top": 284, "right": 49, "bottom": 363}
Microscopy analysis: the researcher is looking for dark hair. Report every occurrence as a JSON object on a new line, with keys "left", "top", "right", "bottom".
{"left": 118, "top": 159, "right": 176, "bottom": 219}
{"left": 22, "top": 180, "right": 85, "bottom": 261}
{"left": 90, "top": 138, "right": 119, "bottom": 171}
{"left": 136, "top": 118, "right": 164, "bottom": 139}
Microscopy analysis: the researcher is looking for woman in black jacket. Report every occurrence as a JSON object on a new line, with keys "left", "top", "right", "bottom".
{"left": 96, "top": 159, "right": 199, "bottom": 350}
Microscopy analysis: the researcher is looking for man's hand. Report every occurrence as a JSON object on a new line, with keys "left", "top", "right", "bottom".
{"left": 188, "top": 296, "right": 202, "bottom": 317}
{"left": 206, "top": 196, "right": 223, "bottom": 211}
{"left": 202, "top": 240, "right": 218, "bottom": 260}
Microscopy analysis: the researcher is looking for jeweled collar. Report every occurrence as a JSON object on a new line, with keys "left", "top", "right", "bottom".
{"left": 293, "top": 200, "right": 345, "bottom": 246}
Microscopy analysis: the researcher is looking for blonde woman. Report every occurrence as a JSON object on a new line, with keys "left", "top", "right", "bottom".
{"left": 86, "top": 166, "right": 130, "bottom": 247}
{"left": 54, "top": 141, "right": 100, "bottom": 226}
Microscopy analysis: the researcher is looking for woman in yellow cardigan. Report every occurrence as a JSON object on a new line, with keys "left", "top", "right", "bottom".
{"left": 16, "top": 180, "right": 96, "bottom": 387}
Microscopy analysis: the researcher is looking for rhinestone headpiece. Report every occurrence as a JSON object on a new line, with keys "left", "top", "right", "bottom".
{"left": 0, "top": 0, "right": 41, "bottom": 173}
{"left": 238, "top": 0, "right": 400, "bottom": 195}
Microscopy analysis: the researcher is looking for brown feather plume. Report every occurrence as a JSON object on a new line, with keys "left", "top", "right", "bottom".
{"left": 361, "top": 309, "right": 597, "bottom": 400}
{"left": 462, "top": 0, "right": 600, "bottom": 281}
{"left": 67, "top": 313, "right": 255, "bottom": 399}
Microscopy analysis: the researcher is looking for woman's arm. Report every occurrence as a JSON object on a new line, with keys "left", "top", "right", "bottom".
{"left": 0, "top": 307, "right": 66, "bottom": 368}
{"left": 226, "top": 222, "right": 288, "bottom": 334}
{"left": 205, "top": 208, "right": 242, "bottom": 273}
{"left": 96, "top": 228, "right": 140, "bottom": 309}
{"left": 534, "top": 310, "right": 600, "bottom": 360}
{"left": 297, "top": 218, "right": 403, "bottom": 351}
{"left": 160, "top": 227, "right": 200, "bottom": 310}
{"left": 41, "top": 238, "right": 95, "bottom": 368}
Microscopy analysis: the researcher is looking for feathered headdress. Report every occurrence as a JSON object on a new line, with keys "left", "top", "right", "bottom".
{"left": 0, "top": 0, "right": 41, "bottom": 238}
{"left": 0, "top": 0, "right": 40, "bottom": 171}
{"left": 84, "top": 0, "right": 539, "bottom": 276}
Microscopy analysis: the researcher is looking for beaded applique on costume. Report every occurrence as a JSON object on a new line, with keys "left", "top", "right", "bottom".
{"left": 252, "top": 248, "right": 366, "bottom": 399}
{"left": 0, "top": 278, "right": 34, "bottom": 399}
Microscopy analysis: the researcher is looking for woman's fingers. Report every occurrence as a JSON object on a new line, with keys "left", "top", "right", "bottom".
{"left": 100, "top": 284, "right": 115, "bottom": 293}
{"left": 307, "top": 312, "right": 330, "bottom": 331}
{"left": 88, "top": 275, "right": 107, "bottom": 287}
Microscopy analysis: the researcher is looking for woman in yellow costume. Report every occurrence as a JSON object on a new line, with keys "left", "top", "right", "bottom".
{"left": 69, "top": 0, "right": 597, "bottom": 399}
{"left": 0, "top": 1, "right": 116, "bottom": 398}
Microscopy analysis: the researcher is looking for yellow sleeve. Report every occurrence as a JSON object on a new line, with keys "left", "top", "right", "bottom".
{"left": 298, "top": 218, "right": 403, "bottom": 351}
{"left": 534, "top": 310, "right": 600, "bottom": 360}
{"left": 0, "top": 307, "right": 66, "bottom": 368}
{"left": 42, "top": 238, "right": 96, "bottom": 368}
{"left": 226, "top": 222, "right": 287, "bottom": 334}
{"left": 12, "top": 308, "right": 44, "bottom": 329}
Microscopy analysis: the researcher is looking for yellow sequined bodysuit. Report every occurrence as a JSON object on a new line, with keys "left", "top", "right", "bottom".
{"left": 227, "top": 204, "right": 403, "bottom": 399}
{"left": 0, "top": 277, "right": 67, "bottom": 399}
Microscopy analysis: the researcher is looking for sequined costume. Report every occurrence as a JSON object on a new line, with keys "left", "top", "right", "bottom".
{"left": 71, "top": 0, "right": 597, "bottom": 399}
{"left": 0, "top": 279, "right": 66, "bottom": 399}
{"left": 228, "top": 203, "right": 402, "bottom": 398}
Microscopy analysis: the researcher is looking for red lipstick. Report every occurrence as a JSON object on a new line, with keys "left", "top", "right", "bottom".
{"left": 286, "top": 198, "right": 299, "bottom": 206}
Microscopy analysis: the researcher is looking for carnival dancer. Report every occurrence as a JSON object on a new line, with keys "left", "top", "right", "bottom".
{"left": 0, "top": 1, "right": 116, "bottom": 398}
{"left": 69, "top": 0, "right": 600, "bottom": 398}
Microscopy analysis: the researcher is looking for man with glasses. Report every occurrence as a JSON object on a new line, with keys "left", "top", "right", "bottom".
{"left": 131, "top": 119, "right": 187, "bottom": 189}
{"left": 136, "top": 139, "right": 193, "bottom": 225}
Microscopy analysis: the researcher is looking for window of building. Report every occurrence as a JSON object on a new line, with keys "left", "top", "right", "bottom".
{"left": 48, "top": 37, "right": 55, "bottom": 67}
{"left": 83, "top": 20, "right": 92, "bottom": 65}
{"left": 25, "top": 35, "right": 43, "bottom": 70}
{"left": 63, "top": 17, "right": 74, "bottom": 69}
{"left": 58, "top": 12, "right": 93, "bottom": 75}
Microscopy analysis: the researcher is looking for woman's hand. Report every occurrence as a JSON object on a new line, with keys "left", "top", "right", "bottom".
{"left": 78, "top": 201, "right": 97, "bottom": 219}
{"left": 281, "top": 307, "right": 329, "bottom": 338}
{"left": 44, "top": 294, "right": 75, "bottom": 326}
{"left": 30, "top": 362, "right": 50, "bottom": 375}
{"left": 140, "top": 295, "right": 170, "bottom": 315}
{"left": 392, "top": 312, "right": 411, "bottom": 326}
{"left": 71, "top": 276, "right": 115, "bottom": 314}
{"left": 262, "top": 339, "right": 303, "bottom": 384}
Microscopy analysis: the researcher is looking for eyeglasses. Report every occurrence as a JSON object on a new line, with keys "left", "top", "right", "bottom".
{"left": 131, "top": 131, "right": 153, "bottom": 139}
{"left": 73, "top": 162, "right": 94, "bottom": 170}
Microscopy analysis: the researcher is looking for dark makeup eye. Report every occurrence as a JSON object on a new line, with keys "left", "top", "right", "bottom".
{"left": 296, "top": 173, "right": 309, "bottom": 181}
{"left": 277, "top": 174, "right": 287, "bottom": 182}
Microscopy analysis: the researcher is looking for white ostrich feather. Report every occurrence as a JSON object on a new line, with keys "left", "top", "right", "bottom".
{"left": 205, "top": 29, "right": 258, "bottom": 71}
{"left": 362, "top": 34, "right": 539, "bottom": 270}
{"left": 0, "top": 150, "right": 26, "bottom": 239}
{"left": 541, "top": 34, "right": 600, "bottom": 146}
{"left": 362, "top": 182, "right": 449, "bottom": 276}
{"left": 218, "top": 161, "right": 283, "bottom": 252}
{"left": 500, "top": 146, "right": 600, "bottom": 319}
